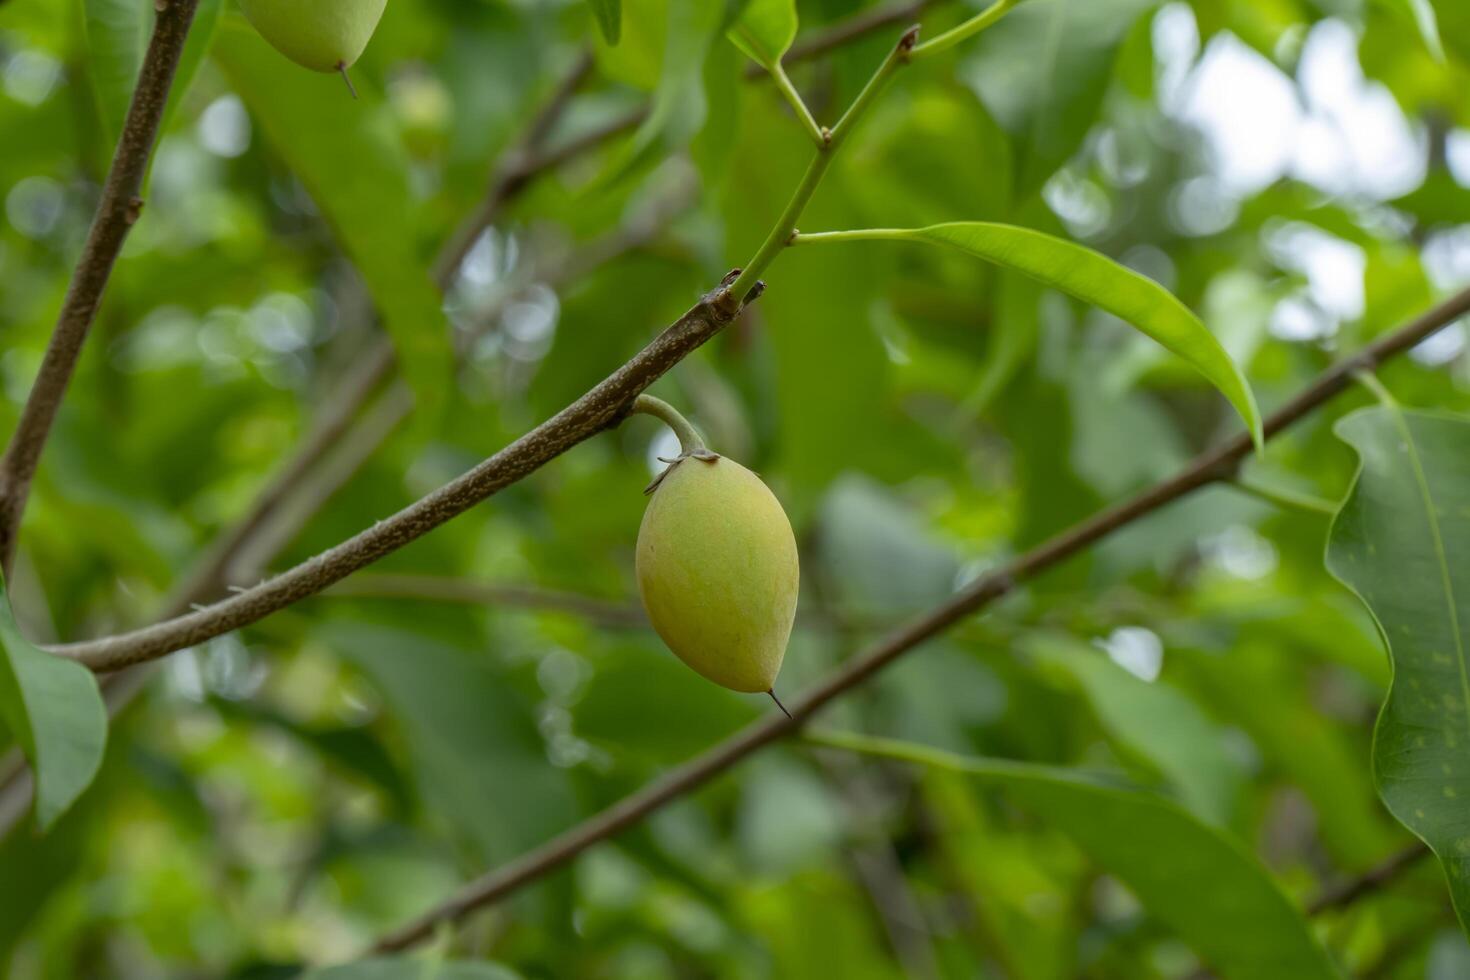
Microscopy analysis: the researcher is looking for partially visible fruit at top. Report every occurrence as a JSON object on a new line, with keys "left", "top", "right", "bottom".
{"left": 240, "top": 0, "right": 386, "bottom": 74}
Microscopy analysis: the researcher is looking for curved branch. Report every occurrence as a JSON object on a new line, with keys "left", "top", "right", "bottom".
{"left": 51, "top": 274, "right": 753, "bottom": 672}
{"left": 368, "top": 285, "right": 1470, "bottom": 953}
{"left": 0, "top": 0, "right": 202, "bottom": 573}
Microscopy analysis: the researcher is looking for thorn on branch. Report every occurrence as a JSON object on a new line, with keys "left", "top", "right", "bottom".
{"left": 125, "top": 197, "right": 145, "bottom": 225}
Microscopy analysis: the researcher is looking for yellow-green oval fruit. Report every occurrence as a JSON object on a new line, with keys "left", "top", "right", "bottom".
{"left": 636, "top": 456, "right": 799, "bottom": 693}
{"left": 239, "top": 0, "right": 387, "bottom": 73}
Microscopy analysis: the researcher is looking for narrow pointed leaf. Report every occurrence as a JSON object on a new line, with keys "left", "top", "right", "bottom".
{"left": 598, "top": 0, "right": 725, "bottom": 186}
{"left": 812, "top": 731, "right": 1340, "bottom": 980}
{"left": 585, "top": 0, "right": 622, "bottom": 45}
{"left": 728, "top": 0, "right": 797, "bottom": 71}
{"left": 81, "top": 0, "right": 148, "bottom": 145}
{"left": 0, "top": 576, "right": 107, "bottom": 831}
{"left": 805, "top": 223, "right": 1263, "bottom": 446}
{"left": 82, "top": 0, "right": 222, "bottom": 149}
{"left": 1327, "top": 406, "right": 1470, "bottom": 934}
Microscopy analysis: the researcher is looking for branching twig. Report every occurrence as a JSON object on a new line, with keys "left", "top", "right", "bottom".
{"left": 0, "top": 0, "right": 201, "bottom": 574}
{"left": 747, "top": 0, "right": 942, "bottom": 78}
{"left": 48, "top": 13, "right": 940, "bottom": 673}
{"left": 367, "top": 284, "right": 1470, "bottom": 952}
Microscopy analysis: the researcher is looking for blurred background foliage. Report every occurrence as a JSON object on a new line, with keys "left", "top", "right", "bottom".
{"left": 1, "top": 0, "right": 1469, "bottom": 976}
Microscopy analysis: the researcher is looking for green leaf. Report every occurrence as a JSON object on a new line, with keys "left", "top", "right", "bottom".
{"left": 214, "top": 19, "right": 450, "bottom": 419}
{"left": 322, "top": 623, "right": 577, "bottom": 864}
{"left": 599, "top": 0, "right": 725, "bottom": 185}
{"left": 1327, "top": 406, "right": 1470, "bottom": 934}
{"left": 585, "top": 0, "right": 622, "bottom": 44}
{"left": 811, "top": 730, "right": 1341, "bottom": 980}
{"left": 963, "top": 0, "right": 1157, "bottom": 193}
{"left": 81, "top": 0, "right": 222, "bottom": 154}
{"left": 0, "top": 575, "right": 107, "bottom": 830}
{"left": 727, "top": 0, "right": 797, "bottom": 71}
{"left": 302, "top": 958, "right": 522, "bottom": 980}
{"left": 80, "top": 0, "right": 147, "bottom": 145}
{"left": 802, "top": 223, "right": 1263, "bottom": 447}
{"left": 1031, "top": 635, "right": 1243, "bottom": 825}
{"left": 1375, "top": 0, "right": 1445, "bottom": 61}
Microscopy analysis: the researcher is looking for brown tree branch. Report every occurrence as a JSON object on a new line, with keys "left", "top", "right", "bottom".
{"left": 367, "top": 284, "right": 1470, "bottom": 953}
{"left": 0, "top": 0, "right": 201, "bottom": 574}
{"left": 51, "top": 272, "right": 756, "bottom": 672}
{"left": 0, "top": 51, "right": 629, "bottom": 834}
{"left": 159, "top": 0, "right": 940, "bottom": 611}
{"left": 45, "top": 12, "right": 938, "bottom": 673}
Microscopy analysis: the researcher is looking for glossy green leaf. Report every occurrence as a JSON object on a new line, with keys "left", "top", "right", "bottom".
{"left": 1327, "top": 406, "right": 1470, "bottom": 933}
{"left": 801, "top": 223, "right": 1262, "bottom": 447}
{"left": 0, "top": 575, "right": 107, "bottom": 830}
{"left": 214, "top": 19, "right": 450, "bottom": 418}
{"left": 727, "top": 0, "right": 797, "bottom": 70}
{"left": 585, "top": 0, "right": 622, "bottom": 44}
{"left": 1032, "top": 635, "right": 1243, "bottom": 825}
{"left": 812, "top": 730, "right": 1340, "bottom": 980}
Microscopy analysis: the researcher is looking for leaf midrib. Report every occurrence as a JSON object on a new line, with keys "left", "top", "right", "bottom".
{"left": 1383, "top": 405, "right": 1470, "bottom": 745}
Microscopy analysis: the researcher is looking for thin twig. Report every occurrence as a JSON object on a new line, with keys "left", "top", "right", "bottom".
{"left": 745, "top": 0, "right": 942, "bottom": 78}
{"left": 0, "top": 0, "right": 201, "bottom": 574}
{"left": 1307, "top": 843, "right": 1431, "bottom": 916}
{"left": 432, "top": 50, "right": 596, "bottom": 288}
{"left": 367, "top": 284, "right": 1470, "bottom": 953}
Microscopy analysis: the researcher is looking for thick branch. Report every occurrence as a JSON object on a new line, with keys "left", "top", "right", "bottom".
{"left": 51, "top": 274, "right": 753, "bottom": 671}
{"left": 369, "top": 284, "right": 1470, "bottom": 953}
{"left": 0, "top": 0, "right": 201, "bottom": 573}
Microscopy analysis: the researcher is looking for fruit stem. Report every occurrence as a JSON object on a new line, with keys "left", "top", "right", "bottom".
{"left": 337, "top": 62, "right": 359, "bottom": 100}
{"left": 768, "top": 689, "right": 792, "bottom": 719}
{"left": 630, "top": 395, "right": 705, "bottom": 455}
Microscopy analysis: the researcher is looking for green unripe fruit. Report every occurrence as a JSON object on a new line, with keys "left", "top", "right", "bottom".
{"left": 636, "top": 455, "right": 799, "bottom": 694}
{"left": 239, "top": 0, "right": 386, "bottom": 73}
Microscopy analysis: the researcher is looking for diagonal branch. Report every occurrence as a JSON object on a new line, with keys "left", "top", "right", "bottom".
{"left": 367, "top": 285, "right": 1470, "bottom": 953}
{"left": 1307, "top": 843, "right": 1431, "bottom": 916}
{"left": 0, "top": 0, "right": 201, "bottom": 574}
{"left": 51, "top": 273, "right": 756, "bottom": 672}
